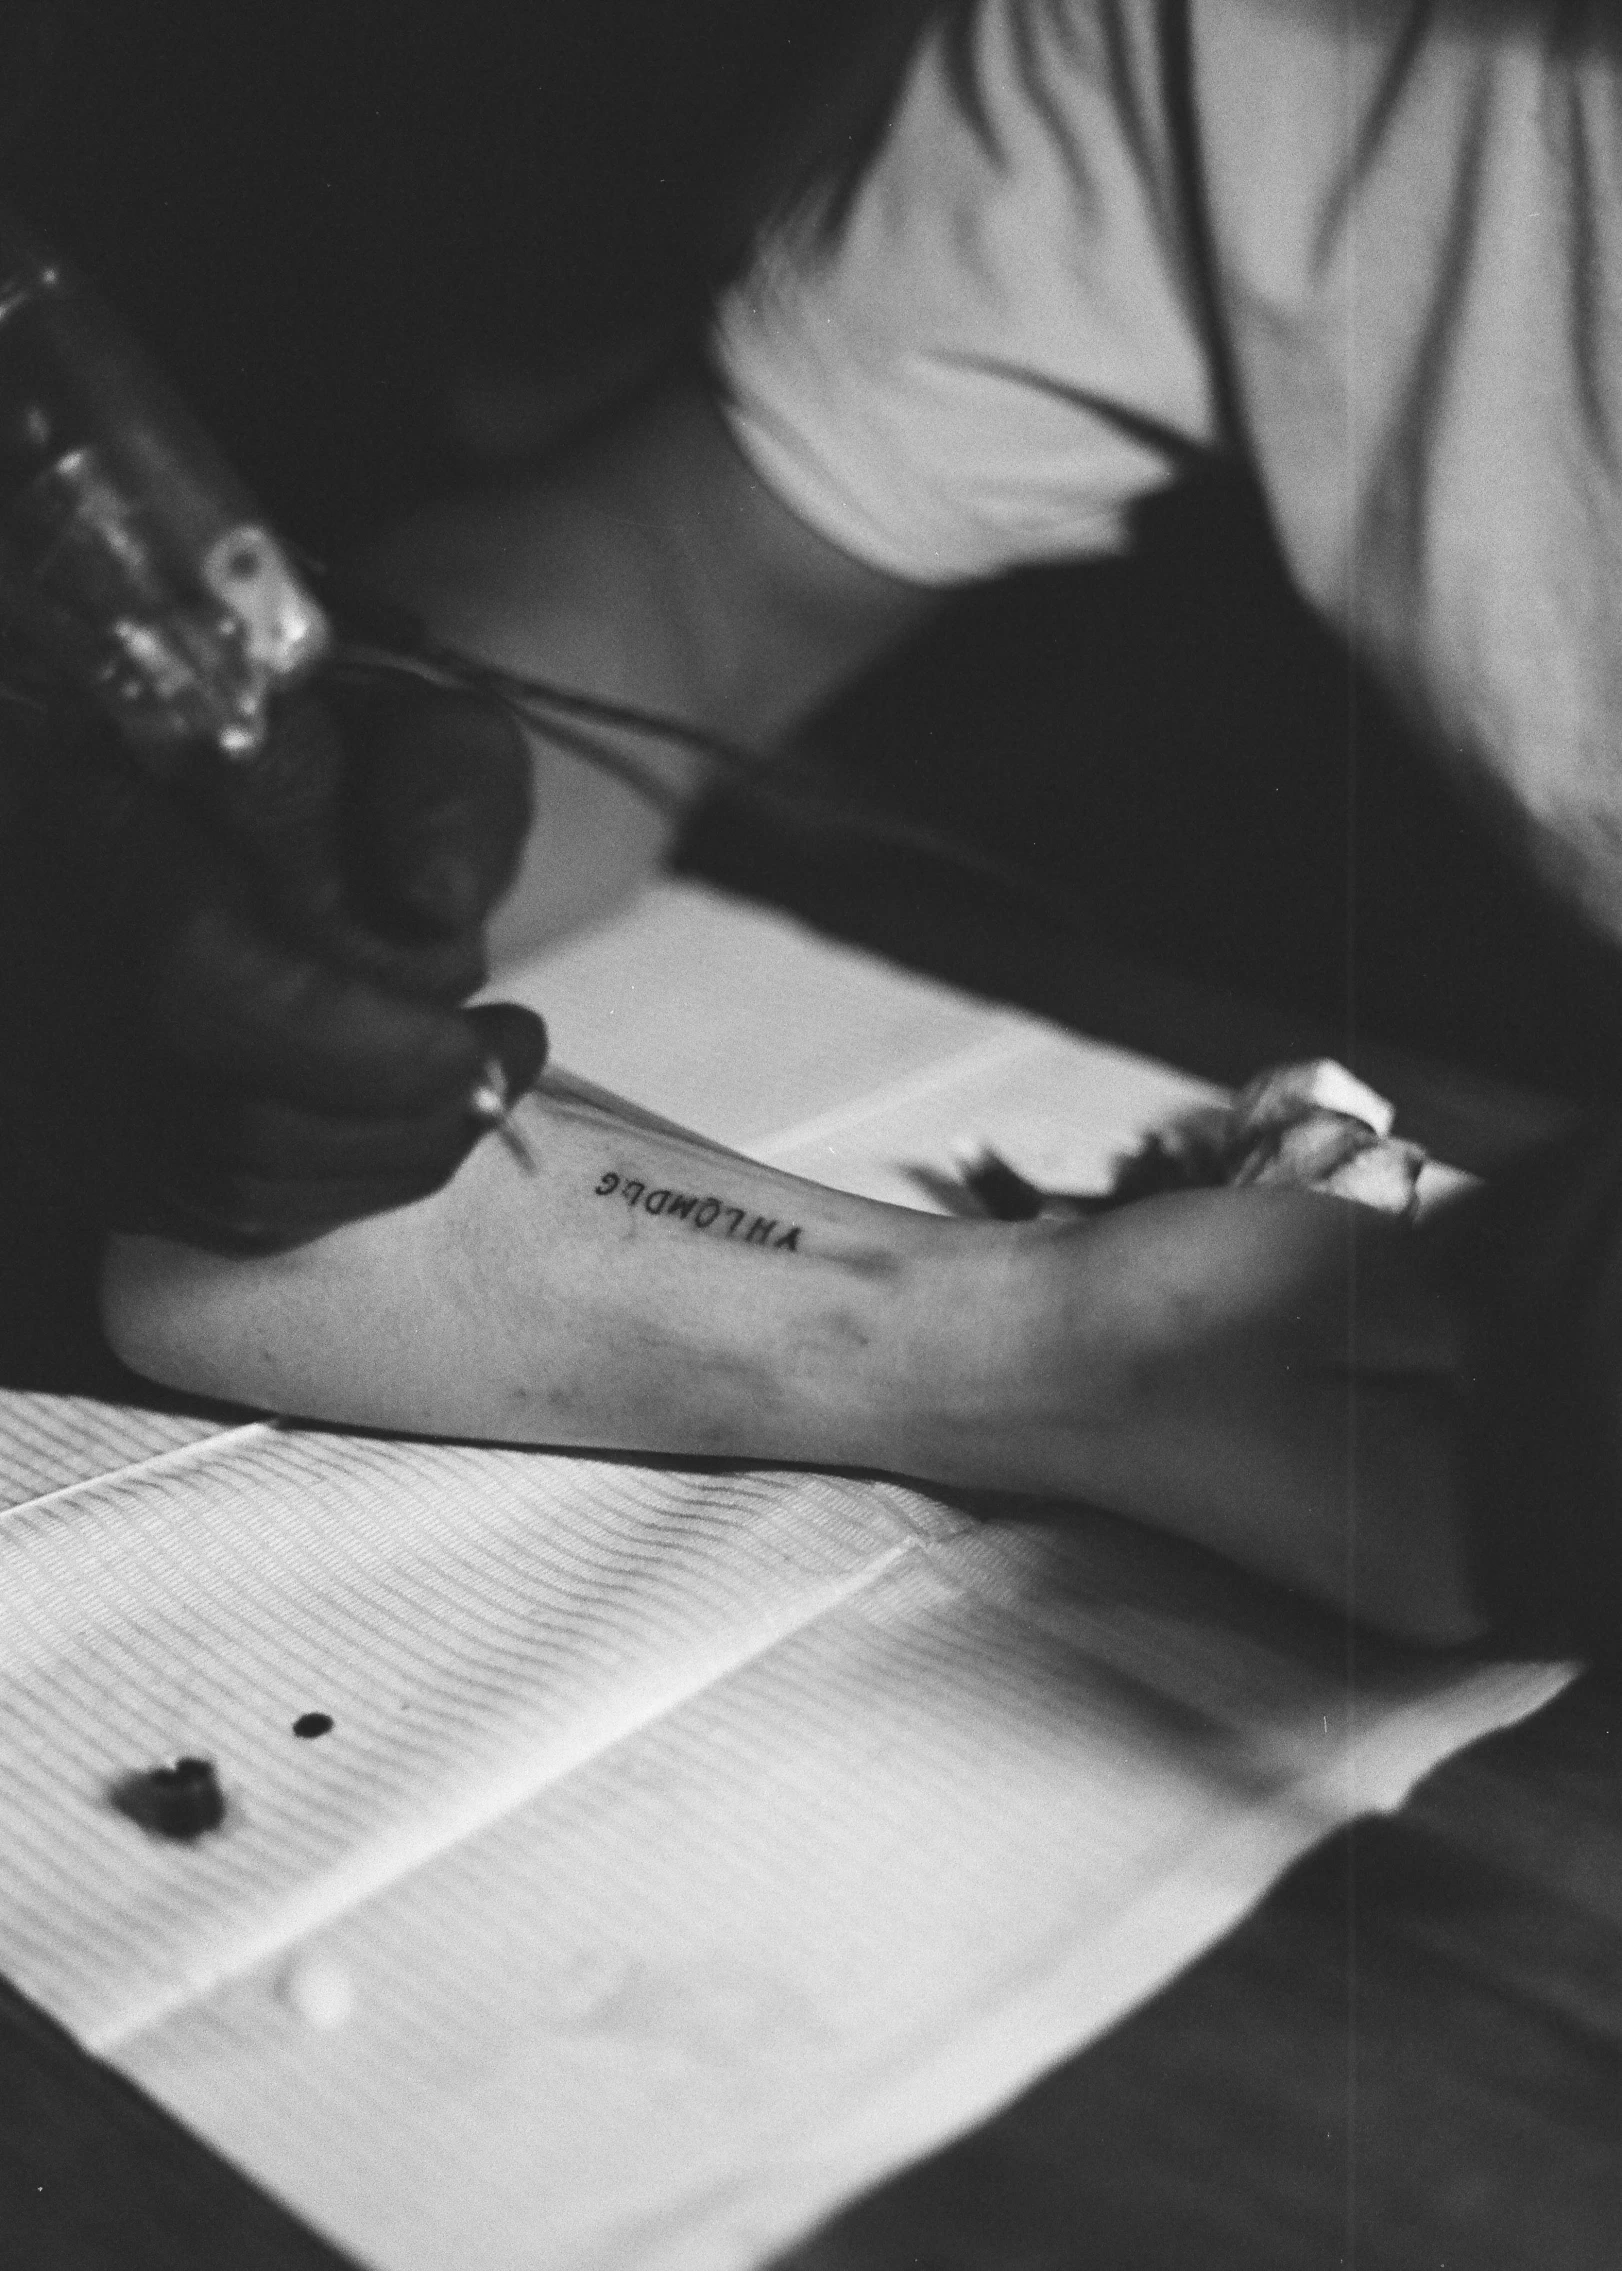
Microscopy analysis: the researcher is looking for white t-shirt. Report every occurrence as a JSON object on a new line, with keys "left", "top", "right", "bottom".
{"left": 713, "top": 1, "right": 1622, "bottom": 944}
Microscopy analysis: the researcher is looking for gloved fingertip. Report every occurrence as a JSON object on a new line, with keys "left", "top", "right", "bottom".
{"left": 465, "top": 1001, "right": 548, "bottom": 1105}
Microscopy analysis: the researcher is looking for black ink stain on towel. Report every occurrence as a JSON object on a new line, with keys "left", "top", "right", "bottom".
{"left": 110, "top": 1756, "right": 226, "bottom": 1841}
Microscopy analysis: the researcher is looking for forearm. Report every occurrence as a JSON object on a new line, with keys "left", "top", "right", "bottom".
{"left": 101, "top": 1082, "right": 1484, "bottom": 1644}
{"left": 103, "top": 1075, "right": 982, "bottom": 1470}
{"left": 358, "top": 377, "right": 936, "bottom": 955}
{"left": 371, "top": 379, "right": 922, "bottom": 737}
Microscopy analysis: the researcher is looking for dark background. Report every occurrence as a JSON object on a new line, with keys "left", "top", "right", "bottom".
{"left": 7, "top": 0, "right": 1622, "bottom": 1106}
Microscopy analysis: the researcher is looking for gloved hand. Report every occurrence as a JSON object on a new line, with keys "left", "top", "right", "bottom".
{"left": 0, "top": 681, "right": 546, "bottom": 1248}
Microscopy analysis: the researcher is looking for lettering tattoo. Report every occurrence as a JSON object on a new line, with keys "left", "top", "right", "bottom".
{"left": 593, "top": 1170, "right": 803, "bottom": 1253}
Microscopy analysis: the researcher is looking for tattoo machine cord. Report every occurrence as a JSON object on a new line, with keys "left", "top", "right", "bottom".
{"left": 0, "top": 208, "right": 1065, "bottom": 929}
{"left": 326, "top": 634, "right": 1076, "bottom": 925}
{"left": 0, "top": 610, "right": 1072, "bottom": 919}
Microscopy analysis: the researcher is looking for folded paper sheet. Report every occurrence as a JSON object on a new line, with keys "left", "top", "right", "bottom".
{"left": 0, "top": 884, "right": 1571, "bottom": 2271}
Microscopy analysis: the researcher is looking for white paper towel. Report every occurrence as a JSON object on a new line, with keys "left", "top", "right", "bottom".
{"left": 0, "top": 883, "right": 1573, "bottom": 2271}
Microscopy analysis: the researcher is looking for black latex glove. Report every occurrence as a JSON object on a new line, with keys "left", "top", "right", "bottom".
{"left": 0, "top": 682, "right": 546, "bottom": 1248}
{"left": 1428, "top": 1119, "right": 1622, "bottom": 1675}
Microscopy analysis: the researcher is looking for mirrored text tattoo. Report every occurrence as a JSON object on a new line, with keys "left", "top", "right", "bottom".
{"left": 593, "top": 1170, "right": 803, "bottom": 1252}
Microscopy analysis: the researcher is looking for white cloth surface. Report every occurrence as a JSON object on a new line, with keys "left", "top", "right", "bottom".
{"left": 714, "top": 2, "right": 1622, "bottom": 941}
{"left": 0, "top": 1388, "right": 224, "bottom": 1514}
{"left": 0, "top": 882, "right": 1572, "bottom": 2270}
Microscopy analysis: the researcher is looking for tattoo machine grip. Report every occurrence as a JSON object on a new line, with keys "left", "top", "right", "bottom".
{"left": 0, "top": 208, "right": 329, "bottom": 771}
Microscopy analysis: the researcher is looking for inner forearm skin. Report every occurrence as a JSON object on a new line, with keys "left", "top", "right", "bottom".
{"left": 102, "top": 1078, "right": 1487, "bottom": 1645}
{"left": 103, "top": 1078, "right": 972, "bottom": 1468}
{"left": 357, "top": 378, "right": 937, "bottom": 959}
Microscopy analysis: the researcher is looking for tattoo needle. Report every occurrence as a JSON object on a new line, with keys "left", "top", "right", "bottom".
{"left": 469, "top": 1057, "right": 537, "bottom": 1172}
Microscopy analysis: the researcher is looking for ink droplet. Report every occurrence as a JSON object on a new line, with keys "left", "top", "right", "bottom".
{"left": 110, "top": 1757, "right": 226, "bottom": 1842}
{"left": 293, "top": 1712, "right": 333, "bottom": 1740}
{"left": 280, "top": 1952, "right": 355, "bottom": 2031}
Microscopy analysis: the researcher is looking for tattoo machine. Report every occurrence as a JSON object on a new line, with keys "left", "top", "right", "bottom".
{"left": 0, "top": 211, "right": 328, "bottom": 764}
{"left": 0, "top": 208, "right": 1056, "bottom": 1154}
{"left": 0, "top": 208, "right": 524, "bottom": 1146}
